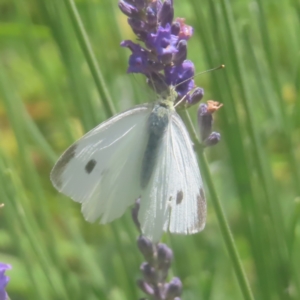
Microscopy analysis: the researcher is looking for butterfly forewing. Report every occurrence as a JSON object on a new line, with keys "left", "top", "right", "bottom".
{"left": 51, "top": 104, "right": 152, "bottom": 223}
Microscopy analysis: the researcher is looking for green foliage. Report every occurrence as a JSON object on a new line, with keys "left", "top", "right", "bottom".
{"left": 0, "top": 0, "right": 299, "bottom": 299}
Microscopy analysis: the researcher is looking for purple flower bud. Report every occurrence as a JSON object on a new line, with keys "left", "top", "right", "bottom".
{"left": 171, "top": 21, "right": 180, "bottom": 36}
{"left": 140, "top": 262, "right": 157, "bottom": 283}
{"left": 165, "top": 277, "right": 183, "bottom": 300}
{"left": 118, "top": 1, "right": 139, "bottom": 17}
{"left": 204, "top": 131, "right": 221, "bottom": 147}
{"left": 157, "top": 243, "right": 173, "bottom": 267}
{"left": 158, "top": 0, "right": 174, "bottom": 27}
{"left": 0, "top": 263, "right": 11, "bottom": 300}
{"left": 187, "top": 87, "right": 204, "bottom": 106}
{"left": 137, "top": 235, "right": 155, "bottom": 261}
{"left": 156, "top": 0, "right": 163, "bottom": 10}
{"left": 137, "top": 279, "right": 154, "bottom": 296}
{"left": 173, "top": 40, "right": 187, "bottom": 65}
{"left": 198, "top": 101, "right": 223, "bottom": 142}
{"left": 146, "top": 7, "right": 157, "bottom": 27}
{"left": 127, "top": 18, "right": 148, "bottom": 38}
{"left": 198, "top": 103, "right": 212, "bottom": 141}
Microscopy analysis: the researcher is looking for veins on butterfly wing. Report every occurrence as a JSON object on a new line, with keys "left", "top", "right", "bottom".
{"left": 97, "top": 126, "right": 136, "bottom": 151}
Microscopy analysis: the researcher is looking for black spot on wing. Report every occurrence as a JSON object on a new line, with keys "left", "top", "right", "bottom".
{"left": 51, "top": 143, "right": 77, "bottom": 189}
{"left": 176, "top": 190, "right": 183, "bottom": 204}
{"left": 85, "top": 159, "right": 97, "bottom": 174}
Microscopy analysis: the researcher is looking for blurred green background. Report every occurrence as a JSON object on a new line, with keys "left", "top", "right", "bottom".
{"left": 0, "top": 0, "right": 299, "bottom": 299}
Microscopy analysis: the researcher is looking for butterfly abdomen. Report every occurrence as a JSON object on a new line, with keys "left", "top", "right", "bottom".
{"left": 141, "top": 104, "right": 170, "bottom": 188}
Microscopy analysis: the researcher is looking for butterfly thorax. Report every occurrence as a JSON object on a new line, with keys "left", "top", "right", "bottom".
{"left": 157, "top": 86, "right": 178, "bottom": 110}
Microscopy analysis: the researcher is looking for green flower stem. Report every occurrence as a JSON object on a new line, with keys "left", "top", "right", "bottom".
{"left": 182, "top": 110, "right": 254, "bottom": 300}
{"left": 63, "top": 0, "right": 116, "bottom": 117}
{"left": 199, "top": 153, "right": 254, "bottom": 300}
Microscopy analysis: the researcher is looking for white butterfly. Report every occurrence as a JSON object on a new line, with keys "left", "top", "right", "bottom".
{"left": 50, "top": 87, "right": 206, "bottom": 242}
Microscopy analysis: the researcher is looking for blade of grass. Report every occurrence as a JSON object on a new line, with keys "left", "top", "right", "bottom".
{"left": 62, "top": 0, "right": 116, "bottom": 117}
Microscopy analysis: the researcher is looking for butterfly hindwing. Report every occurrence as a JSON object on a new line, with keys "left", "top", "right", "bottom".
{"left": 166, "top": 112, "right": 206, "bottom": 234}
{"left": 138, "top": 110, "right": 206, "bottom": 242}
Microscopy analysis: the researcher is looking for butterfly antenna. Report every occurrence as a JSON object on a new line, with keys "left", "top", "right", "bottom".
{"left": 147, "top": 73, "right": 157, "bottom": 94}
{"left": 174, "top": 64, "right": 225, "bottom": 108}
{"left": 174, "top": 88, "right": 194, "bottom": 108}
{"left": 173, "top": 64, "right": 225, "bottom": 90}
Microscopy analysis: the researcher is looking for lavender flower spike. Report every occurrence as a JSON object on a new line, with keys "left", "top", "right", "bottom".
{"left": 119, "top": 0, "right": 204, "bottom": 106}
{"left": 137, "top": 235, "right": 180, "bottom": 300}
{"left": 132, "top": 201, "right": 183, "bottom": 300}
{"left": 0, "top": 263, "right": 11, "bottom": 300}
{"left": 120, "top": 1, "right": 224, "bottom": 297}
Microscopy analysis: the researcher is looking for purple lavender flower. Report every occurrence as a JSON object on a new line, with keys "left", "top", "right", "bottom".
{"left": 0, "top": 263, "right": 11, "bottom": 300}
{"left": 121, "top": 40, "right": 164, "bottom": 74}
{"left": 158, "top": 0, "right": 174, "bottom": 27}
{"left": 118, "top": 1, "right": 139, "bottom": 17}
{"left": 146, "top": 24, "right": 178, "bottom": 60}
{"left": 119, "top": 0, "right": 202, "bottom": 106}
